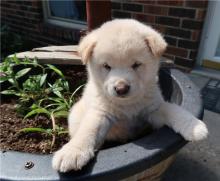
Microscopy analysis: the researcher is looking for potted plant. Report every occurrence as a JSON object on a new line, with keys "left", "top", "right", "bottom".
{"left": 0, "top": 47, "right": 203, "bottom": 181}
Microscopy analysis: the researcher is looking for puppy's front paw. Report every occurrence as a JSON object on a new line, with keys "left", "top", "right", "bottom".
{"left": 52, "top": 143, "right": 94, "bottom": 172}
{"left": 183, "top": 118, "right": 208, "bottom": 141}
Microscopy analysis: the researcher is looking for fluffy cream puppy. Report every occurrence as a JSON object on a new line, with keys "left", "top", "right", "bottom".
{"left": 52, "top": 19, "right": 208, "bottom": 172}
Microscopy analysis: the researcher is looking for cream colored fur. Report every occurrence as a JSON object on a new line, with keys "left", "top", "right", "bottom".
{"left": 52, "top": 19, "right": 208, "bottom": 172}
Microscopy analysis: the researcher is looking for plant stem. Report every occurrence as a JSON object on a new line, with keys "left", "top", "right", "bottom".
{"left": 50, "top": 113, "right": 56, "bottom": 150}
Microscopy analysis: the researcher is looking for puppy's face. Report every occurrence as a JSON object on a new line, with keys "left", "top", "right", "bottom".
{"left": 89, "top": 44, "right": 157, "bottom": 102}
{"left": 79, "top": 20, "right": 167, "bottom": 103}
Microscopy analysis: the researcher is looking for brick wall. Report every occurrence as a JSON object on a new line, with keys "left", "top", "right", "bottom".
{"left": 1, "top": 0, "right": 81, "bottom": 46}
{"left": 1, "top": 0, "right": 208, "bottom": 69}
{"left": 112, "top": 0, "right": 208, "bottom": 69}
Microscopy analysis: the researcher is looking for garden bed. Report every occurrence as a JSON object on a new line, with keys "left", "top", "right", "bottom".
{"left": 0, "top": 62, "right": 87, "bottom": 154}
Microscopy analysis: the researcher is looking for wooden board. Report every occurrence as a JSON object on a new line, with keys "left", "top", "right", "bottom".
{"left": 8, "top": 45, "right": 174, "bottom": 67}
{"left": 9, "top": 46, "right": 82, "bottom": 65}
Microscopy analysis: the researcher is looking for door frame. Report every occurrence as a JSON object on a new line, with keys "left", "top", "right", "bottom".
{"left": 197, "top": 1, "right": 220, "bottom": 66}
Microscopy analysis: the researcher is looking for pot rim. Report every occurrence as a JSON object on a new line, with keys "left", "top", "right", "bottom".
{"left": 0, "top": 69, "right": 203, "bottom": 181}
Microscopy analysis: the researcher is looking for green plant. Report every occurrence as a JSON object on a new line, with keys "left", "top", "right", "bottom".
{"left": 1, "top": 56, "right": 64, "bottom": 114}
{"left": 0, "top": 56, "right": 84, "bottom": 149}
{"left": 21, "top": 83, "right": 84, "bottom": 148}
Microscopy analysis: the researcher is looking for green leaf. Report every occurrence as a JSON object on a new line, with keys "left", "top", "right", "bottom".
{"left": 40, "top": 74, "right": 47, "bottom": 87}
{"left": 1, "top": 90, "right": 21, "bottom": 96}
{"left": 8, "top": 78, "right": 14, "bottom": 84}
{"left": 63, "top": 80, "right": 69, "bottom": 91}
{"left": 53, "top": 104, "right": 67, "bottom": 112}
{"left": 0, "top": 75, "right": 10, "bottom": 83}
{"left": 70, "top": 84, "right": 85, "bottom": 100}
{"left": 47, "top": 97, "right": 63, "bottom": 103}
{"left": 46, "top": 64, "right": 64, "bottom": 78}
{"left": 15, "top": 68, "right": 31, "bottom": 78}
{"left": 53, "top": 90, "right": 63, "bottom": 98}
{"left": 24, "top": 108, "right": 50, "bottom": 119}
{"left": 45, "top": 103, "right": 60, "bottom": 109}
{"left": 19, "top": 127, "right": 52, "bottom": 135}
{"left": 48, "top": 83, "right": 53, "bottom": 88}
{"left": 30, "top": 104, "right": 39, "bottom": 109}
{"left": 58, "top": 130, "right": 69, "bottom": 135}
{"left": 12, "top": 54, "right": 20, "bottom": 64}
{"left": 53, "top": 111, "right": 68, "bottom": 118}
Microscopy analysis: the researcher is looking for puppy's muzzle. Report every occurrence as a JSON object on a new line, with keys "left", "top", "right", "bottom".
{"left": 114, "top": 81, "right": 130, "bottom": 96}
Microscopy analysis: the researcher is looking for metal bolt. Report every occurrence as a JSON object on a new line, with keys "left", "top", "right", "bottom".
{"left": 25, "top": 161, "right": 34, "bottom": 169}
{"left": 186, "top": 85, "right": 191, "bottom": 88}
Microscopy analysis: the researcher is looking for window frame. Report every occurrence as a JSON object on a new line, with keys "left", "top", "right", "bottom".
{"left": 42, "top": 1, "right": 87, "bottom": 30}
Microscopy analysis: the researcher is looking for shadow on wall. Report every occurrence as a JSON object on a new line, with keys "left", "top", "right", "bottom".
{"left": 1, "top": 24, "right": 41, "bottom": 61}
{"left": 162, "top": 153, "right": 220, "bottom": 181}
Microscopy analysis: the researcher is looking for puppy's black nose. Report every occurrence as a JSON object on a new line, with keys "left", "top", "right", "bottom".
{"left": 114, "top": 82, "right": 130, "bottom": 96}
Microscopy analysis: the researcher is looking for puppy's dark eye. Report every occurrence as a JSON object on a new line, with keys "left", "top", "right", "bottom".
{"left": 132, "top": 62, "right": 142, "bottom": 70}
{"left": 103, "top": 63, "right": 111, "bottom": 71}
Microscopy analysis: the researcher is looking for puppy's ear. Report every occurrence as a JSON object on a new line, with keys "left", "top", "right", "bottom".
{"left": 145, "top": 32, "right": 167, "bottom": 58}
{"left": 78, "top": 32, "right": 97, "bottom": 64}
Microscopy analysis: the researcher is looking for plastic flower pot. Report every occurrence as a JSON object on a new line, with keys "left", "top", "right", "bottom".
{"left": 0, "top": 67, "right": 204, "bottom": 181}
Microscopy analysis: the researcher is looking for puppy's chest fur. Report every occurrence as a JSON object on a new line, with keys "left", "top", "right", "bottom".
{"left": 105, "top": 105, "right": 151, "bottom": 142}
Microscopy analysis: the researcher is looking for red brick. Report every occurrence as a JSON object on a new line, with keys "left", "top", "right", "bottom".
{"left": 134, "top": 0, "right": 156, "bottom": 4}
{"left": 112, "top": 10, "right": 131, "bottom": 18}
{"left": 196, "top": 9, "right": 206, "bottom": 20}
{"left": 152, "top": 24, "right": 167, "bottom": 33}
{"left": 191, "top": 30, "right": 201, "bottom": 41}
{"left": 164, "top": 36, "right": 177, "bottom": 46}
{"left": 31, "top": 1, "right": 42, "bottom": 8}
{"left": 156, "top": 16, "right": 180, "bottom": 27}
{"left": 133, "top": 13, "right": 155, "bottom": 23}
{"left": 166, "top": 46, "right": 188, "bottom": 58}
{"left": 157, "top": 0, "right": 184, "bottom": 6}
{"left": 144, "top": 5, "right": 168, "bottom": 15}
{"left": 111, "top": 2, "right": 121, "bottom": 10}
{"left": 178, "top": 39, "right": 199, "bottom": 49}
{"left": 169, "top": 7, "right": 196, "bottom": 18}
{"left": 166, "top": 27, "right": 191, "bottom": 39}
{"left": 163, "top": 54, "right": 175, "bottom": 60}
{"left": 185, "top": 0, "right": 208, "bottom": 8}
{"left": 182, "top": 19, "right": 203, "bottom": 30}
{"left": 175, "top": 57, "right": 195, "bottom": 68}
{"left": 122, "top": 3, "right": 143, "bottom": 12}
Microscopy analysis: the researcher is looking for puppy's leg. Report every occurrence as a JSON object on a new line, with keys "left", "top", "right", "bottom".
{"left": 52, "top": 109, "right": 112, "bottom": 172}
{"left": 68, "top": 100, "right": 85, "bottom": 138}
{"left": 148, "top": 102, "right": 208, "bottom": 141}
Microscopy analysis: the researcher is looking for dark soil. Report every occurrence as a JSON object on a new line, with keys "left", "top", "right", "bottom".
{"left": 0, "top": 103, "right": 69, "bottom": 154}
{"left": 60, "top": 65, "right": 87, "bottom": 90}
{"left": 0, "top": 65, "right": 87, "bottom": 154}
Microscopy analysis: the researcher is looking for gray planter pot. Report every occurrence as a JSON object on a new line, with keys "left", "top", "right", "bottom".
{"left": 0, "top": 68, "right": 203, "bottom": 181}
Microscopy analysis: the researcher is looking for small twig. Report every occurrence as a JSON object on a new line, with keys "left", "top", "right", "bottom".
{"left": 50, "top": 112, "right": 56, "bottom": 150}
